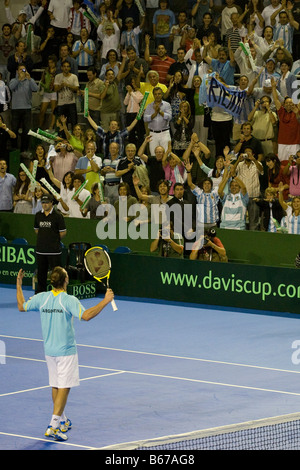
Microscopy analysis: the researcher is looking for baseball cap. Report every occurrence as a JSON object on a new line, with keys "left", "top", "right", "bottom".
{"left": 41, "top": 194, "right": 53, "bottom": 203}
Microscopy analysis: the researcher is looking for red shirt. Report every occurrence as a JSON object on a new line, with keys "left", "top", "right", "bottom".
{"left": 150, "top": 55, "right": 175, "bottom": 84}
{"left": 278, "top": 106, "right": 300, "bottom": 145}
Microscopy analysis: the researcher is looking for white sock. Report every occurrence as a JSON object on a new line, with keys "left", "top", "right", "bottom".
{"left": 50, "top": 414, "right": 61, "bottom": 429}
{"left": 60, "top": 411, "right": 67, "bottom": 422}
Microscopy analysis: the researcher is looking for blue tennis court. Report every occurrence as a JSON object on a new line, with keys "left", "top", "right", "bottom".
{"left": 1, "top": 283, "right": 300, "bottom": 450}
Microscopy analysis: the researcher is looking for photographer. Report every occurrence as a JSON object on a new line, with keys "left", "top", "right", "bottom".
{"left": 190, "top": 227, "right": 228, "bottom": 262}
{"left": 150, "top": 221, "right": 184, "bottom": 258}
{"left": 49, "top": 140, "right": 78, "bottom": 183}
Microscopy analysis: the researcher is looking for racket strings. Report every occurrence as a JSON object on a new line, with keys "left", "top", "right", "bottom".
{"left": 85, "top": 250, "right": 110, "bottom": 278}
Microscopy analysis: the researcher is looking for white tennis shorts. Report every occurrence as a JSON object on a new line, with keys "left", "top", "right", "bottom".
{"left": 46, "top": 354, "right": 80, "bottom": 388}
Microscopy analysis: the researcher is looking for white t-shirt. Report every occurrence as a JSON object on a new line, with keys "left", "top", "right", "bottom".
{"left": 48, "top": 0, "right": 73, "bottom": 29}
{"left": 54, "top": 73, "right": 79, "bottom": 105}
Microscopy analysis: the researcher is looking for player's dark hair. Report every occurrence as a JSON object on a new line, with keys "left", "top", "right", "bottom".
{"left": 50, "top": 267, "right": 67, "bottom": 288}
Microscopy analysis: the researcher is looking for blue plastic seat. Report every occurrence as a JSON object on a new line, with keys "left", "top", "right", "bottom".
{"left": 11, "top": 238, "right": 28, "bottom": 245}
{"left": 114, "top": 246, "right": 132, "bottom": 254}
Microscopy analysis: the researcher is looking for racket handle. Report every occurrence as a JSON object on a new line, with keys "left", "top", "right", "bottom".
{"left": 111, "top": 299, "right": 118, "bottom": 311}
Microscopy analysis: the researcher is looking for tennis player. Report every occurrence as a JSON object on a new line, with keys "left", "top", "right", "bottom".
{"left": 16, "top": 266, "right": 114, "bottom": 442}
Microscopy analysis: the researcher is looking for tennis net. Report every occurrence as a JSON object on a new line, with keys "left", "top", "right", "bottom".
{"left": 99, "top": 413, "right": 300, "bottom": 450}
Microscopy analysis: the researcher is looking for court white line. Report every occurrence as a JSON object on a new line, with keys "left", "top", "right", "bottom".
{"left": 2, "top": 354, "right": 300, "bottom": 399}
{"left": 0, "top": 431, "right": 98, "bottom": 449}
{"left": 1, "top": 333, "right": 300, "bottom": 376}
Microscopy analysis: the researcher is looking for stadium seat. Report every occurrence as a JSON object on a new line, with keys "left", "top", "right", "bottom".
{"left": 11, "top": 238, "right": 28, "bottom": 245}
{"left": 66, "top": 242, "right": 91, "bottom": 282}
{"left": 0, "top": 236, "right": 8, "bottom": 244}
{"left": 114, "top": 246, "right": 132, "bottom": 254}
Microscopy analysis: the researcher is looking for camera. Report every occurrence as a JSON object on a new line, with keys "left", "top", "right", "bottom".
{"left": 203, "top": 228, "right": 216, "bottom": 244}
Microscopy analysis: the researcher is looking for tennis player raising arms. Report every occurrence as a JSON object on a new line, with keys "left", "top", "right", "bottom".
{"left": 16, "top": 266, "right": 114, "bottom": 442}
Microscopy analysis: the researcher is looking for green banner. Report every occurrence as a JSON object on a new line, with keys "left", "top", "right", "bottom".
{"left": 109, "top": 254, "right": 300, "bottom": 315}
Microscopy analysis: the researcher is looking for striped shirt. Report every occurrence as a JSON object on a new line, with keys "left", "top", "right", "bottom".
{"left": 120, "top": 26, "right": 142, "bottom": 56}
{"left": 236, "top": 161, "right": 263, "bottom": 198}
{"left": 192, "top": 186, "right": 220, "bottom": 224}
{"left": 281, "top": 206, "right": 300, "bottom": 234}
{"left": 220, "top": 192, "right": 249, "bottom": 230}
{"left": 72, "top": 39, "right": 96, "bottom": 67}
{"left": 273, "top": 23, "right": 294, "bottom": 53}
{"left": 24, "top": 290, "right": 85, "bottom": 357}
{"left": 150, "top": 55, "right": 176, "bottom": 85}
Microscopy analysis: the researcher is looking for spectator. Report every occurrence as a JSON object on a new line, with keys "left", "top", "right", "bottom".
{"left": 277, "top": 59, "right": 298, "bottom": 99}
{"left": 9, "top": 63, "right": 38, "bottom": 152}
{"left": 233, "top": 146, "right": 264, "bottom": 230}
{"left": 186, "top": 165, "right": 220, "bottom": 232}
{"left": 39, "top": 27, "right": 58, "bottom": 66}
{"left": 144, "top": 34, "right": 175, "bottom": 85}
{"left": 271, "top": 77, "right": 300, "bottom": 161}
{"left": 56, "top": 43, "right": 78, "bottom": 75}
{"left": 48, "top": 0, "right": 73, "bottom": 43}
{"left": 68, "top": 173, "right": 91, "bottom": 218}
{"left": 7, "top": 40, "right": 33, "bottom": 79}
{"left": 60, "top": 116, "right": 85, "bottom": 156}
{"left": 254, "top": 187, "right": 286, "bottom": 232}
{"left": 120, "top": 17, "right": 145, "bottom": 57}
{"left": 0, "top": 158, "right": 16, "bottom": 211}
{"left": 278, "top": 181, "right": 300, "bottom": 234}
{"left": 119, "top": 45, "right": 149, "bottom": 86}
{"left": 97, "top": 57, "right": 127, "bottom": 131}
{"left": 80, "top": 67, "right": 103, "bottom": 129}
{"left": 271, "top": 3, "right": 299, "bottom": 53}
{"left": 282, "top": 152, "right": 300, "bottom": 197}
{"left": 172, "top": 100, "right": 195, "bottom": 158}
{"left": 248, "top": 96, "right": 278, "bottom": 156}
{"left": 203, "top": 39, "right": 236, "bottom": 86}
{"left": 150, "top": 221, "right": 184, "bottom": 257}
{"left": 0, "top": 24, "right": 17, "bottom": 83}
{"left": 101, "top": 142, "right": 122, "bottom": 205}
{"left": 75, "top": 141, "right": 102, "bottom": 191}
{"left": 152, "top": 0, "right": 176, "bottom": 54}
{"left": 0, "top": 114, "right": 16, "bottom": 163}
{"left": 46, "top": 168, "right": 75, "bottom": 217}
{"left": 123, "top": 80, "right": 144, "bottom": 147}
{"left": 113, "top": 181, "right": 138, "bottom": 222}
{"left": 54, "top": 59, "right": 79, "bottom": 129}
{"left": 48, "top": 140, "right": 78, "bottom": 182}
{"left": 218, "top": 168, "right": 249, "bottom": 230}
{"left": 143, "top": 86, "right": 172, "bottom": 154}
{"left": 190, "top": 227, "right": 228, "bottom": 262}
{"left": 71, "top": 27, "right": 96, "bottom": 68}
{"left": 87, "top": 111, "right": 138, "bottom": 158}
{"left": 39, "top": 54, "right": 58, "bottom": 131}
{"left": 68, "top": 0, "right": 91, "bottom": 40}
{"left": 265, "top": 153, "right": 290, "bottom": 200}
{"left": 97, "top": 12, "right": 120, "bottom": 64}
{"left": 137, "top": 136, "right": 166, "bottom": 193}
{"left": 82, "top": 182, "right": 108, "bottom": 219}
{"left": 99, "top": 49, "right": 121, "bottom": 81}
{"left": 162, "top": 143, "right": 186, "bottom": 195}
{"left": 169, "top": 11, "right": 189, "bottom": 58}
{"left": 13, "top": 167, "right": 33, "bottom": 214}
{"left": 136, "top": 69, "right": 168, "bottom": 109}
{"left": 234, "top": 122, "right": 264, "bottom": 162}
{"left": 115, "top": 143, "right": 146, "bottom": 198}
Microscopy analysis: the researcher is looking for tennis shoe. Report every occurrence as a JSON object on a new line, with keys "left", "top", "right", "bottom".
{"left": 45, "top": 425, "right": 68, "bottom": 441}
{"left": 60, "top": 418, "right": 72, "bottom": 432}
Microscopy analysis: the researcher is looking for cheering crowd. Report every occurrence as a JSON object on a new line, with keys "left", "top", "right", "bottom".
{"left": 0, "top": 0, "right": 300, "bottom": 259}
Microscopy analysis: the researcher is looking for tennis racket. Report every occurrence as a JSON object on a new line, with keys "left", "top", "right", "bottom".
{"left": 84, "top": 246, "right": 118, "bottom": 311}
